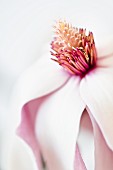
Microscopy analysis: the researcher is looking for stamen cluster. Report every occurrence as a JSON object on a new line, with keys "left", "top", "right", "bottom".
{"left": 51, "top": 21, "right": 97, "bottom": 75}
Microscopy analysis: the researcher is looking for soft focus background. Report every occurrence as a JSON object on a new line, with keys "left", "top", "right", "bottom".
{"left": 0, "top": 0, "right": 113, "bottom": 169}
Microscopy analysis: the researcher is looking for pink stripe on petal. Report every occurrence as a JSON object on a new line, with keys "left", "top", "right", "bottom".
{"left": 17, "top": 98, "right": 45, "bottom": 170}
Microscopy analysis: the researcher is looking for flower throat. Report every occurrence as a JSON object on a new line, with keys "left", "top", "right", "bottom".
{"left": 51, "top": 21, "right": 97, "bottom": 76}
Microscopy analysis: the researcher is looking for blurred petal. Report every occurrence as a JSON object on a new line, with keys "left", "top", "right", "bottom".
{"left": 9, "top": 136, "right": 37, "bottom": 170}
{"left": 80, "top": 68, "right": 113, "bottom": 150}
{"left": 96, "top": 35, "right": 113, "bottom": 58}
{"left": 35, "top": 76, "right": 85, "bottom": 170}
{"left": 90, "top": 115, "right": 113, "bottom": 170}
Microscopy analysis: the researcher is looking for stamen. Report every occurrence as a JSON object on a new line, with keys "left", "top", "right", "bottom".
{"left": 50, "top": 20, "right": 97, "bottom": 76}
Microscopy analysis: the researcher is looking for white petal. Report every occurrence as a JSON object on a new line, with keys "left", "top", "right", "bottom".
{"left": 8, "top": 55, "right": 70, "bottom": 170}
{"left": 80, "top": 68, "right": 113, "bottom": 150}
{"left": 1, "top": 132, "right": 38, "bottom": 170}
{"left": 8, "top": 136, "right": 37, "bottom": 170}
{"left": 35, "top": 76, "right": 85, "bottom": 170}
{"left": 9, "top": 54, "right": 70, "bottom": 129}
{"left": 12, "top": 54, "right": 70, "bottom": 104}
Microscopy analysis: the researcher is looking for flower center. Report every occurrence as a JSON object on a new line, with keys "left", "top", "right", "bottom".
{"left": 50, "top": 20, "right": 97, "bottom": 76}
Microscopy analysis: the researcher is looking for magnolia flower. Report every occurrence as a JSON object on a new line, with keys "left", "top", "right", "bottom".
{"left": 12, "top": 21, "right": 113, "bottom": 170}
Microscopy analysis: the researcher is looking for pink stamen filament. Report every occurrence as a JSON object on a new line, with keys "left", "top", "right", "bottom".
{"left": 51, "top": 21, "right": 97, "bottom": 76}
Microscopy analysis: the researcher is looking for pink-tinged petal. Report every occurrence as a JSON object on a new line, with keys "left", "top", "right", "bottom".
{"left": 90, "top": 115, "right": 113, "bottom": 170}
{"left": 10, "top": 55, "right": 70, "bottom": 169}
{"left": 17, "top": 98, "right": 45, "bottom": 169}
{"left": 11, "top": 55, "right": 70, "bottom": 111}
{"left": 80, "top": 68, "right": 113, "bottom": 150}
{"left": 77, "top": 110, "right": 94, "bottom": 170}
{"left": 35, "top": 76, "right": 85, "bottom": 170}
{"left": 10, "top": 54, "right": 70, "bottom": 140}
{"left": 75, "top": 145, "right": 87, "bottom": 170}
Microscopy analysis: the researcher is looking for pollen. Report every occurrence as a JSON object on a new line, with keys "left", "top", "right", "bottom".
{"left": 50, "top": 20, "right": 97, "bottom": 76}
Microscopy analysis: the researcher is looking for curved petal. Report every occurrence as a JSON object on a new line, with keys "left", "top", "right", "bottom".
{"left": 35, "top": 76, "right": 85, "bottom": 170}
{"left": 80, "top": 68, "right": 113, "bottom": 150}
{"left": 76, "top": 108, "right": 113, "bottom": 170}
{"left": 9, "top": 136, "right": 37, "bottom": 170}
{"left": 9, "top": 54, "right": 70, "bottom": 129}
{"left": 77, "top": 109, "right": 113, "bottom": 170}
{"left": 9, "top": 54, "right": 70, "bottom": 169}
{"left": 11, "top": 54, "right": 70, "bottom": 110}
{"left": 90, "top": 115, "right": 113, "bottom": 170}
{"left": 17, "top": 98, "right": 45, "bottom": 169}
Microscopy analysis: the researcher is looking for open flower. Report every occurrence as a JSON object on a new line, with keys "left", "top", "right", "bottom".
{"left": 13, "top": 21, "right": 113, "bottom": 170}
